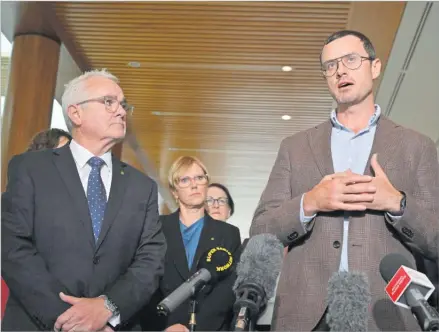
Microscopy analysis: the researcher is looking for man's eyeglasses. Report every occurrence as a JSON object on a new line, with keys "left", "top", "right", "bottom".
{"left": 176, "top": 175, "right": 208, "bottom": 188}
{"left": 76, "top": 95, "right": 134, "bottom": 115}
{"left": 206, "top": 197, "right": 229, "bottom": 207}
{"left": 321, "top": 53, "right": 374, "bottom": 77}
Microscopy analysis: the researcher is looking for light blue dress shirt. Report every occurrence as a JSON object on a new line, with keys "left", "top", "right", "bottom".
{"left": 300, "top": 105, "right": 396, "bottom": 271}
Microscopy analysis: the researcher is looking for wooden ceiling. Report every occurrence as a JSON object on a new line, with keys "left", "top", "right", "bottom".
{"left": 51, "top": 1, "right": 405, "bottom": 236}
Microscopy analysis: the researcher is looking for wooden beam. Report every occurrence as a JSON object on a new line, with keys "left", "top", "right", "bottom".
{"left": 41, "top": 2, "right": 92, "bottom": 71}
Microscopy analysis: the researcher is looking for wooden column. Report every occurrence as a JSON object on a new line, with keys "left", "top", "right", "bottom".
{"left": 1, "top": 34, "right": 60, "bottom": 190}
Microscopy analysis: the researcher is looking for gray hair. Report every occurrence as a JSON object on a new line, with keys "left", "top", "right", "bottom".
{"left": 61, "top": 69, "right": 119, "bottom": 132}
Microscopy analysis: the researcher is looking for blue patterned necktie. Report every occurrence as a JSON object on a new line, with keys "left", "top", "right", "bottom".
{"left": 87, "top": 157, "right": 107, "bottom": 242}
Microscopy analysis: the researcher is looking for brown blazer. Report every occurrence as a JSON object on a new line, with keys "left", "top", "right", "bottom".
{"left": 250, "top": 116, "right": 439, "bottom": 331}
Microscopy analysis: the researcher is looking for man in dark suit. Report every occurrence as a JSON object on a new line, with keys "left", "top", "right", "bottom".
{"left": 1, "top": 128, "right": 72, "bottom": 319}
{"left": 250, "top": 30, "right": 439, "bottom": 331}
{"left": 1, "top": 69, "right": 166, "bottom": 331}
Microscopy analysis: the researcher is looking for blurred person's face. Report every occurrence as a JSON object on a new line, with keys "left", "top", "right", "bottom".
{"left": 67, "top": 76, "right": 127, "bottom": 143}
{"left": 321, "top": 35, "right": 381, "bottom": 107}
{"left": 173, "top": 163, "right": 208, "bottom": 209}
{"left": 206, "top": 186, "right": 231, "bottom": 222}
{"left": 57, "top": 136, "right": 70, "bottom": 148}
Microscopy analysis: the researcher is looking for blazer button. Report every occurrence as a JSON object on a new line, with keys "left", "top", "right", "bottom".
{"left": 402, "top": 227, "right": 414, "bottom": 238}
{"left": 93, "top": 256, "right": 100, "bottom": 265}
{"left": 287, "top": 232, "right": 299, "bottom": 241}
{"left": 333, "top": 241, "right": 341, "bottom": 249}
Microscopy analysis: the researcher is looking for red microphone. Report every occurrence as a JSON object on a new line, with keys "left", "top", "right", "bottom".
{"left": 380, "top": 253, "right": 439, "bottom": 331}
{"left": 384, "top": 264, "right": 435, "bottom": 308}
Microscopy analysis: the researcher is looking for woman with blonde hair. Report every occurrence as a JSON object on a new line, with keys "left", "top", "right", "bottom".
{"left": 144, "top": 156, "right": 241, "bottom": 332}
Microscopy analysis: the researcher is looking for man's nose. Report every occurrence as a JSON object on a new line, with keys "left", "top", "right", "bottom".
{"left": 336, "top": 59, "right": 348, "bottom": 77}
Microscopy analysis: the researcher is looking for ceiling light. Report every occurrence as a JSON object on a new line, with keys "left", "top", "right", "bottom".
{"left": 282, "top": 115, "right": 291, "bottom": 120}
{"left": 281, "top": 65, "right": 293, "bottom": 72}
{"left": 128, "top": 61, "right": 141, "bottom": 68}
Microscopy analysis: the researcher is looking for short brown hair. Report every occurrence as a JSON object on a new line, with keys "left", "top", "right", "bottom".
{"left": 168, "top": 156, "right": 209, "bottom": 189}
{"left": 320, "top": 30, "right": 376, "bottom": 64}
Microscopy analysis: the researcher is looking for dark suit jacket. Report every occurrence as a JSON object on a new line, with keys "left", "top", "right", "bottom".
{"left": 142, "top": 211, "right": 242, "bottom": 331}
{"left": 1, "top": 144, "right": 166, "bottom": 331}
{"left": 250, "top": 117, "right": 439, "bottom": 331}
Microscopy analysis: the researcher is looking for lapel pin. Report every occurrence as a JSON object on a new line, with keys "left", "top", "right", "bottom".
{"left": 121, "top": 169, "right": 125, "bottom": 175}
{"left": 211, "top": 237, "right": 214, "bottom": 240}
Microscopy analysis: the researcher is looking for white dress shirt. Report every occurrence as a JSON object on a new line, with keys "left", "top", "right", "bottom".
{"left": 69, "top": 139, "right": 113, "bottom": 199}
{"left": 69, "top": 140, "right": 120, "bottom": 326}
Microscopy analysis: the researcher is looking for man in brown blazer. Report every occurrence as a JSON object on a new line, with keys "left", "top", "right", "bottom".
{"left": 250, "top": 30, "right": 439, "bottom": 331}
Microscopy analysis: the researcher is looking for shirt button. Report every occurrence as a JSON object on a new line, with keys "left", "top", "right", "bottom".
{"left": 333, "top": 241, "right": 341, "bottom": 249}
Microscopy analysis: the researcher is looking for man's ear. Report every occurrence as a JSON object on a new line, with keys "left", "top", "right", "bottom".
{"left": 371, "top": 58, "right": 382, "bottom": 80}
{"left": 68, "top": 105, "right": 82, "bottom": 127}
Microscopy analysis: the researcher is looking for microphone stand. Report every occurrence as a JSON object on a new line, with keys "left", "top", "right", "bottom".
{"left": 188, "top": 295, "right": 197, "bottom": 332}
{"left": 187, "top": 281, "right": 206, "bottom": 332}
{"left": 232, "top": 283, "right": 266, "bottom": 331}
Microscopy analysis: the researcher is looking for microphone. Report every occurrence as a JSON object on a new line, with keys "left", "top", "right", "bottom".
{"left": 380, "top": 253, "right": 439, "bottom": 331}
{"left": 232, "top": 234, "right": 284, "bottom": 331}
{"left": 157, "top": 246, "right": 234, "bottom": 316}
{"left": 326, "top": 271, "right": 371, "bottom": 332}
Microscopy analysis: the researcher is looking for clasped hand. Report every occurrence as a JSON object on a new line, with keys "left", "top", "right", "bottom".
{"left": 304, "top": 154, "right": 402, "bottom": 215}
{"left": 54, "top": 292, "right": 113, "bottom": 332}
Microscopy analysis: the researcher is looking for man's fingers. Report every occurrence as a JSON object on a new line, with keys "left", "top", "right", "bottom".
{"left": 331, "top": 170, "right": 354, "bottom": 179}
{"left": 61, "top": 321, "right": 81, "bottom": 332}
{"left": 341, "top": 175, "right": 373, "bottom": 185}
{"left": 337, "top": 203, "right": 368, "bottom": 211}
{"left": 55, "top": 310, "right": 74, "bottom": 330}
{"left": 343, "top": 183, "right": 376, "bottom": 194}
{"left": 323, "top": 170, "right": 354, "bottom": 182}
{"left": 60, "top": 292, "right": 82, "bottom": 305}
{"left": 342, "top": 193, "right": 375, "bottom": 203}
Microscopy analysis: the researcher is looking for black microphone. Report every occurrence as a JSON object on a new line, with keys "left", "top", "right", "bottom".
{"left": 380, "top": 253, "right": 439, "bottom": 331}
{"left": 232, "top": 234, "right": 284, "bottom": 331}
{"left": 157, "top": 246, "right": 234, "bottom": 316}
{"left": 326, "top": 271, "right": 371, "bottom": 332}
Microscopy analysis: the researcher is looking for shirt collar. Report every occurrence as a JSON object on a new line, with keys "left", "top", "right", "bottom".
{"left": 69, "top": 139, "right": 112, "bottom": 169}
{"left": 330, "top": 104, "right": 381, "bottom": 131}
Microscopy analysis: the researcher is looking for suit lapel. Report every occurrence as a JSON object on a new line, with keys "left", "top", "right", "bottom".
{"left": 364, "top": 116, "right": 399, "bottom": 176}
{"left": 52, "top": 145, "right": 95, "bottom": 249}
{"left": 95, "top": 155, "right": 128, "bottom": 251}
{"left": 167, "top": 211, "right": 191, "bottom": 280}
{"left": 308, "top": 120, "right": 334, "bottom": 177}
{"left": 190, "top": 213, "right": 216, "bottom": 275}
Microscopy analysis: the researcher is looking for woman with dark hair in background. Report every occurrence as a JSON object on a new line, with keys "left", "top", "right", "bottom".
{"left": 27, "top": 128, "right": 72, "bottom": 152}
{"left": 206, "top": 183, "right": 235, "bottom": 222}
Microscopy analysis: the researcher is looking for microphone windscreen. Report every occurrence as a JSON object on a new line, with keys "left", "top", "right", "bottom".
{"left": 196, "top": 246, "right": 234, "bottom": 281}
{"left": 233, "top": 233, "right": 284, "bottom": 299}
{"left": 326, "top": 271, "right": 371, "bottom": 332}
{"left": 379, "top": 253, "right": 414, "bottom": 283}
